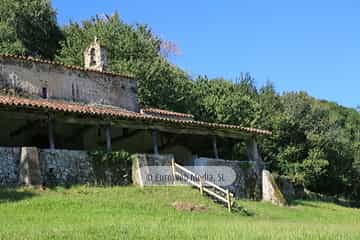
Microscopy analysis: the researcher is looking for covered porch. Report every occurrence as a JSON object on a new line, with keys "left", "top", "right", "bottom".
{"left": 0, "top": 95, "right": 271, "bottom": 165}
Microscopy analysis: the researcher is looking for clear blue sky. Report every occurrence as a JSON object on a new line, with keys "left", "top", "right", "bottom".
{"left": 52, "top": 0, "right": 359, "bottom": 109}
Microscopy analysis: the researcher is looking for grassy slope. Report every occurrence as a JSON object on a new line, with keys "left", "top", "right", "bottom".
{"left": 0, "top": 186, "right": 359, "bottom": 240}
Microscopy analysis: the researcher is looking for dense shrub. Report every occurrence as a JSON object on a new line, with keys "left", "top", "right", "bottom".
{"left": 89, "top": 150, "right": 133, "bottom": 186}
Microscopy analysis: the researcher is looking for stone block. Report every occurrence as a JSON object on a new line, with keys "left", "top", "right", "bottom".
{"left": 262, "top": 170, "right": 287, "bottom": 206}
{"left": 19, "top": 147, "right": 41, "bottom": 186}
{"left": 132, "top": 154, "right": 174, "bottom": 187}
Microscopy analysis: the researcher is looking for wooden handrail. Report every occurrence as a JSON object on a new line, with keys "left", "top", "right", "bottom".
{"left": 175, "top": 172, "right": 201, "bottom": 188}
{"left": 202, "top": 187, "right": 228, "bottom": 203}
{"left": 203, "top": 180, "right": 233, "bottom": 197}
{"left": 171, "top": 159, "right": 234, "bottom": 212}
{"left": 175, "top": 162, "right": 234, "bottom": 197}
{"left": 174, "top": 162, "right": 199, "bottom": 178}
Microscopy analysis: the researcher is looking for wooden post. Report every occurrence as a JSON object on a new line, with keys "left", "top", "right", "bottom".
{"left": 212, "top": 135, "right": 219, "bottom": 159}
{"left": 105, "top": 125, "right": 112, "bottom": 152}
{"left": 199, "top": 176, "right": 204, "bottom": 196}
{"left": 171, "top": 158, "right": 176, "bottom": 184}
{"left": 226, "top": 189, "right": 231, "bottom": 213}
{"left": 48, "top": 115, "right": 55, "bottom": 150}
{"left": 152, "top": 130, "right": 159, "bottom": 155}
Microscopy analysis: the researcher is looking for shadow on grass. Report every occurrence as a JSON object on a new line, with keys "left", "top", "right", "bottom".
{"left": 287, "top": 197, "right": 359, "bottom": 209}
{"left": 0, "top": 188, "right": 37, "bottom": 203}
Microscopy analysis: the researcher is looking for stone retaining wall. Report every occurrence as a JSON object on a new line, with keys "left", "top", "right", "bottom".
{"left": 0, "top": 147, "right": 20, "bottom": 186}
{"left": 132, "top": 155, "right": 263, "bottom": 199}
{"left": 0, "top": 147, "right": 127, "bottom": 187}
{"left": 40, "top": 149, "right": 93, "bottom": 186}
{"left": 193, "top": 157, "right": 262, "bottom": 199}
{"left": 132, "top": 154, "right": 173, "bottom": 187}
{"left": 0, "top": 147, "right": 266, "bottom": 201}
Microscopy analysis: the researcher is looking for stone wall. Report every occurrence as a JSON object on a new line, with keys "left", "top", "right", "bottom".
{"left": 0, "top": 147, "right": 130, "bottom": 187}
{"left": 132, "top": 154, "right": 174, "bottom": 187}
{"left": 0, "top": 147, "right": 138, "bottom": 187}
{"left": 0, "top": 148, "right": 266, "bottom": 201}
{"left": 132, "top": 155, "right": 263, "bottom": 200}
{"left": 0, "top": 56, "right": 139, "bottom": 112}
{"left": 39, "top": 149, "right": 93, "bottom": 186}
{"left": 193, "top": 157, "right": 262, "bottom": 199}
{"left": 0, "top": 147, "right": 20, "bottom": 186}
{"left": 275, "top": 175, "right": 306, "bottom": 200}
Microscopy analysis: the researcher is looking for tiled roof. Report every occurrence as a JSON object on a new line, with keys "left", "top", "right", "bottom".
{"left": 0, "top": 54, "right": 134, "bottom": 79}
{"left": 140, "top": 108, "right": 194, "bottom": 119}
{"left": 0, "top": 95, "right": 272, "bottom": 136}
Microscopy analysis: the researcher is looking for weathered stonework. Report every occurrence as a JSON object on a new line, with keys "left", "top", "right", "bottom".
{"left": 0, "top": 56, "right": 139, "bottom": 112}
{"left": 275, "top": 175, "right": 306, "bottom": 200}
{"left": 193, "top": 158, "right": 262, "bottom": 199}
{"left": 132, "top": 154, "right": 174, "bottom": 187}
{"left": 0, "top": 147, "right": 20, "bottom": 186}
{"left": 132, "top": 154, "right": 263, "bottom": 199}
{"left": 39, "top": 149, "right": 93, "bottom": 186}
{"left": 0, "top": 148, "right": 269, "bottom": 201}
{"left": 262, "top": 170, "right": 287, "bottom": 206}
{"left": 84, "top": 37, "right": 108, "bottom": 72}
{"left": 0, "top": 147, "right": 136, "bottom": 187}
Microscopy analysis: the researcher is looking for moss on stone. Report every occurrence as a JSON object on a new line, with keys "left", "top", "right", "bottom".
{"left": 268, "top": 172, "right": 287, "bottom": 206}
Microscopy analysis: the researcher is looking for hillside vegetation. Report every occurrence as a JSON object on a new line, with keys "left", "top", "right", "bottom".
{"left": 0, "top": 0, "right": 359, "bottom": 201}
{"left": 0, "top": 186, "right": 359, "bottom": 240}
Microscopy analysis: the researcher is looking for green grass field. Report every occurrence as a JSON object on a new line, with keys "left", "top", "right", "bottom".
{"left": 0, "top": 186, "right": 359, "bottom": 240}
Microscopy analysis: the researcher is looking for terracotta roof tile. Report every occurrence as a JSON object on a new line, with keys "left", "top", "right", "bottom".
{"left": 140, "top": 108, "right": 194, "bottom": 119}
{"left": 0, "top": 54, "right": 134, "bottom": 79}
{"left": 0, "top": 95, "right": 272, "bottom": 136}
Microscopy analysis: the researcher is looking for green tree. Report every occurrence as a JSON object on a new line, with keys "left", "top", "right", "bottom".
{"left": 55, "top": 13, "right": 195, "bottom": 113}
{"left": 0, "top": 0, "right": 62, "bottom": 59}
{"left": 193, "top": 74, "right": 258, "bottom": 126}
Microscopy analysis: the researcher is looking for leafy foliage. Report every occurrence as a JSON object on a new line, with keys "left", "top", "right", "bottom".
{"left": 192, "top": 74, "right": 258, "bottom": 126}
{"left": 0, "top": 0, "right": 63, "bottom": 59}
{"left": 89, "top": 150, "right": 133, "bottom": 186}
{"left": 55, "top": 13, "right": 195, "bottom": 113}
